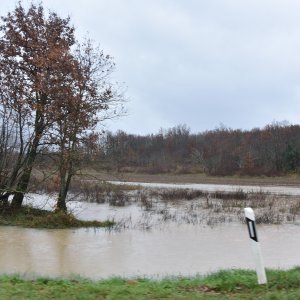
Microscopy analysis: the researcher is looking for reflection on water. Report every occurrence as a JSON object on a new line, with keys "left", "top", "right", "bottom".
{"left": 0, "top": 223, "right": 300, "bottom": 279}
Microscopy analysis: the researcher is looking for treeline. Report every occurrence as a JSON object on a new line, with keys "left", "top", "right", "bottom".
{"left": 91, "top": 123, "right": 300, "bottom": 176}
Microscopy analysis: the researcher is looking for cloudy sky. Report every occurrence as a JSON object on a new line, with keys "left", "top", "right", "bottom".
{"left": 2, "top": 0, "right": 300, "bottom": 134}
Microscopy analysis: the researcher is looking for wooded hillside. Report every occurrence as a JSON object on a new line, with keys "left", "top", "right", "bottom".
{"left": 91, "top": 122, "right": 300, "bottom": 176}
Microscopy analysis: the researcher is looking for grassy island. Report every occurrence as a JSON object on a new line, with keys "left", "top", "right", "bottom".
{"left": 0, "top": 206, "right": 113, "bottom": 229}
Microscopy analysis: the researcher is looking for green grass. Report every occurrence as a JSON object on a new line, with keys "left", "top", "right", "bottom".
{"left": 0, "top": 268, "right": 299, "bottom": 299}
{"left": 0, "top": 206, "right": 113, "bottom": 229}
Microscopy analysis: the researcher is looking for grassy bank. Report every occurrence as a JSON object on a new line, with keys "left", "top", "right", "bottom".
{"left": 0, "top": 268, "right": 299, "bottom": 299}
{"left": 0, "top": 206, "right": 113, "bottom": 229}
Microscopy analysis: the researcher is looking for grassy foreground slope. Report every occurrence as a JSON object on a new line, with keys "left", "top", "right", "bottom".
{"left": 0, "top": 268, "right": 299, "bottom": 299}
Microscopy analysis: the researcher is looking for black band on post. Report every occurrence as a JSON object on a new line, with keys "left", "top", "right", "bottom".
{"left": 246, "top": 217, "right": 258, "bottom": 242}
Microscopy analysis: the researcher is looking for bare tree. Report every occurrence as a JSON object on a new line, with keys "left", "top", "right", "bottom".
{"left": 0, "top": 3, "right": 125, "bottom": 212}
{"left": 0, "top": 70, "right": 33, "bottom": 207}
{"left": 53, "top": 39, "right": 124, "bottom": 211}
{"left": 0, "top": 3, "right": 75, "bottom": 209}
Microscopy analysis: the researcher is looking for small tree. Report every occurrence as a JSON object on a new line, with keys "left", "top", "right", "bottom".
{"left": 53, "top": 40, "right": 124, "bottom": 211}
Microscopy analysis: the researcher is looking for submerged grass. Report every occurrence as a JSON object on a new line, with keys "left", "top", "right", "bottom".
{"left": 0, "top": 268, "right": 299, "bottom": 299}
{"left": 158, "top": 189, "right": 207, "bottom": 201}
{"left": 0, "top": 206, "right": 113, "bottom": 229}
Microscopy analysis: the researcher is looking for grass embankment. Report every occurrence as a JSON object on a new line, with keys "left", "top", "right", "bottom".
{"left": 0, "top": 206, "right": 113, "bottom": 229}
{"left": 0, "top": 268, "right": 299, "bottom": 299}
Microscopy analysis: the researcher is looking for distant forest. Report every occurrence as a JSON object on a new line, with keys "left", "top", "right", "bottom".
{"left": 87, "top": 122, "right": 300, "bottom": 176}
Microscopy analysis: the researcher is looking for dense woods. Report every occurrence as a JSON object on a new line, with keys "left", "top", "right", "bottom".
{"left": 93, "top": 123, "right": 300, "bottom": 176}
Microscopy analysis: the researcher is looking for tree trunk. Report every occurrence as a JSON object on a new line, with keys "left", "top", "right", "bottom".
{"left": 0, "top": 193, "right": 10, "bottom": 211}
{"left": 10, "top": 106, "right": 44, "bottom": 210}
{"left": 10, "top": 143, "right": 38, "bottom": 209}
{"left": 56, "top": 173, "right": 67, "bottom": 212}
{"left": 56, "top": 191, "right": 67, "bottom": 212}
{"left": 10, "top": 165, "right": 33, "bottom": 209}
{"left": 56, "top": 168, "right": 73, "bottom": 213}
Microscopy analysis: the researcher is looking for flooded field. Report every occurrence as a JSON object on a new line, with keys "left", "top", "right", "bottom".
{"left": 110, "top": 180, "right": 300, "bottom": 196}
{"left": 1, "top": 182, "right": 300, "bottom": 279}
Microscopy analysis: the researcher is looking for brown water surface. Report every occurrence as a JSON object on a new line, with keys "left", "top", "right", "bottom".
{"left": 2, "top": 183, "right": 300, "bottom": 279}
{"left": 0, "top": 223, "right": 299, "bottom": 279}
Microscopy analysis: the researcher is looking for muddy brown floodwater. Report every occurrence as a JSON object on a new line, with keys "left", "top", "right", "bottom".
{"left": 0, "top": 182, "right": 300, "bottom": 279}
{"left": 0, "top": 224, "right": 300, "bottom": 279}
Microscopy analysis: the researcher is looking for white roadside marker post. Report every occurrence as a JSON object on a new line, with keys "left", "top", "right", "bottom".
{"left": 244, "top": 207, "right": 267, "bottom": 285}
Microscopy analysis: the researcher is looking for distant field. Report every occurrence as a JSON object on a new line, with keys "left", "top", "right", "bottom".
{"left": 76, "top": 169, "right": 300, "bottom": 187}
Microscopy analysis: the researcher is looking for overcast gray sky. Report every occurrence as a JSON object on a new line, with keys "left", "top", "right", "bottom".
{"left": 2, "top": 0, "right": 300, "bottom": 134}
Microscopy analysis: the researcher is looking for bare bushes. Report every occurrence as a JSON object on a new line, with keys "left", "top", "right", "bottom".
{"left": 155, "top": 188, "right": 248, "bottom": 201}
{"left": 77, "top": 182, "right": 132, "bottom": 207}
{"left": 31, "top": 177, "right": 135, "bottom": 207}
{"left": 159, "top": 189, "right": 207, "bottom": 201}
{"left": 29, "top": 177, "right": 300, "bottom": 227}
{"left": 28, "top": 173, "right": 60, "bottom": 194}
{"left": 212, "top": 189, "right": 247, "bottom": 200}
{"left": 255, "top": 211, "right": 284, "bottom": 224}
{"left": 71, "top": 181, "right": 131, "bottom": 205}
{"left": 161, "top": 189, "right": 300, "bottom": 226}
{"left": 137, "top": 190, "right": 153, "bottom": 210}
{"left": 138, "top": 187, "right": 300, "bottom": 226}
{"left": 289, "top": 200, "right": 300, "bottom": 215}
{"left": 108, "top": 190, "right": 129, "bottom": 206}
